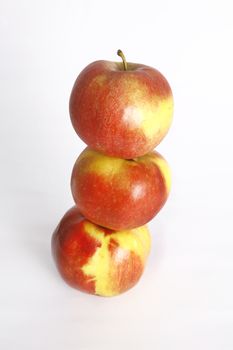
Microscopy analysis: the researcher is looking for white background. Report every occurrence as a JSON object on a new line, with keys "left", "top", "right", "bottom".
{"left": 0, "top": 0, "right": 233, "bottom": 349}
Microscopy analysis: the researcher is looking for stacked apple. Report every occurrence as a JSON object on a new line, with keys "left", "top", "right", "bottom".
{"left": 52, "top": 50, "right": 173, "bottom": 297}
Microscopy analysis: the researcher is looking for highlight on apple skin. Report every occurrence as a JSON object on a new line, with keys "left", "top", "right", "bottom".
{"left": 71, "top": 147, "right": 171, "bottom": 231}
{"left": 69, "top": 53, "right": 173, "bottom": 159}
{"left": 51, "top": 206, "right": 151, "bottom": 297}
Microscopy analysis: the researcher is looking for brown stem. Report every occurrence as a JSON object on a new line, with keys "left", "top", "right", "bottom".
{"left": 117, "top": 49, "right": 127, "bottom": 71}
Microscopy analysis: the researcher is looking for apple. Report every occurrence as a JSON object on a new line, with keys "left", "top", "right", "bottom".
{"left": 51, "top": 206, "right": 151, "bottom": 297}
{"left": 71, "top": 147, "right": 171, "bottom": 230}
{"left": 69, "top": 50, "right": 173, "bottom": 159}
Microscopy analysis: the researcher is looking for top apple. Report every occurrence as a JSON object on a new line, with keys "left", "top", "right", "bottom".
{"left": 69, "top": 50, "right": 173, "bottom": 159}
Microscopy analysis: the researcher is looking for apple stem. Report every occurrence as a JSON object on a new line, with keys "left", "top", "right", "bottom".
{"left": 117, "top": 49, "right": 128, "bottom": 71}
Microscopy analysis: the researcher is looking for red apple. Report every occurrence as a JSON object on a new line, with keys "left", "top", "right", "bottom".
{"left": 71, "top": 147, "right": 171, "bottom": 230}
{"left": 69, "top": 50, "right": 173, "bottom": 159}
{"left": 52, "top": 206, "right": 151, "bottom": 297}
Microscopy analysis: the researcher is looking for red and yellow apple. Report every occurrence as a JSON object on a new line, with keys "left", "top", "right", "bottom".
{"left": 71, "top": 147, "right": 171, "bottom": 230}
{"left": 52, "top": 206, "right": 151, "bottom": 297}
{"left": 69, "top": 50, "right": 173, "bottom": 159}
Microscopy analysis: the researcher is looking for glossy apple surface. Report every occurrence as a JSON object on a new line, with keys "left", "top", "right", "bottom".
{"left": 69, "top": 55, "right": 173, "bottom": 159}
{"left": 71, "top": 148, "right": 171, "bottom": 230}
{"left": 52, "top": 206, "right": 151, "bottom": 297}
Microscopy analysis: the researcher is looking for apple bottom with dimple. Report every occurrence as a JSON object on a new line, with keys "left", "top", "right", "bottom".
{"left": 52, "top": 206, "right": 151, "bottom": 297}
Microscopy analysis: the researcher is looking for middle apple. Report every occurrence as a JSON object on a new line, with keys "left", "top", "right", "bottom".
{"left": 71, "top": 148, "right": 171, "bottom": 230}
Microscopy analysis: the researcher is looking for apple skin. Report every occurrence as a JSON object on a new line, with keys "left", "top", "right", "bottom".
{"left": 69, "top": 60, "right": 173, "bottom": 159}
{"left": 51, "top": 206, "right": 151, "bottom": 297}
{"left": 71, "top": 147, "right": 171, "bottom": 230}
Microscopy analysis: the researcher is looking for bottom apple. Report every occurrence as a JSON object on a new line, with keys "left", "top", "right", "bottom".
{"left": 52, "top": 206, "right": 151, "bottom": 297}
